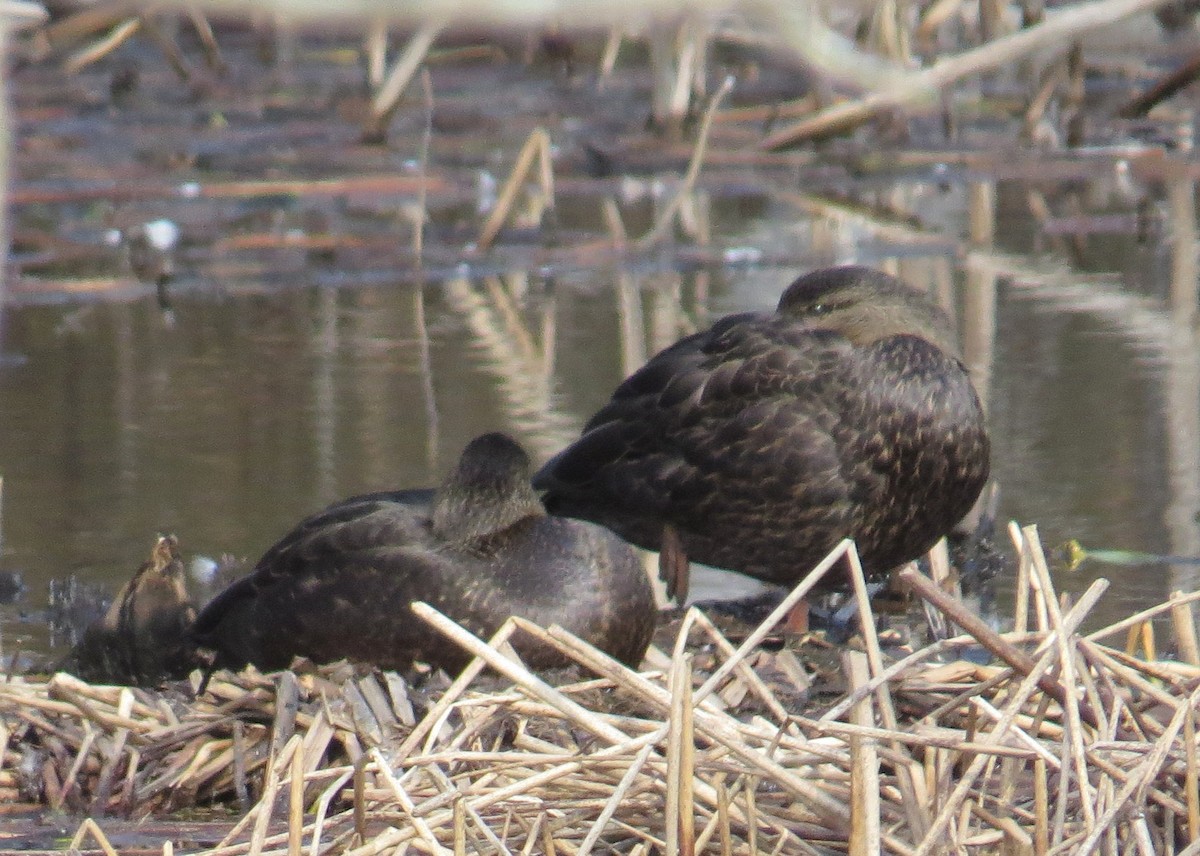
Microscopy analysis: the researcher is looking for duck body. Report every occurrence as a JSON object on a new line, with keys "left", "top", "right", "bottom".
{"left": 534, "top": 266, "right": 991, "bottom": 595}
{"left": 192, "top": 433, "right": 656, "bottom": 675}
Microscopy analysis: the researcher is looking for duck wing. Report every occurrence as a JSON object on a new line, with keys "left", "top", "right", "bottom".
{"left": 535, "top": 315, "right": 854, "bottom": 548}
{"left": 191, "top": 493, "right": 473, "bottom": 671}
{"left": 536, "top": 316, "right": 987, "bottom": 584}
{"left": 252, "top": 494, "right": 431, "bottom": 584}
{"left": 190, "top": 495, "right": 432, "bottom": 641}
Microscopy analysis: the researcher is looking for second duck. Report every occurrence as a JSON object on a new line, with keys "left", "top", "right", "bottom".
{"left": 191, "top": 433, "right": 657, "bottom": 675}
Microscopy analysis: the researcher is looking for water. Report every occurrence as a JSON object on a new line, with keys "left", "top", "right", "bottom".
{"left": 3, "top": 25, "right": 1200, "bottom": 665}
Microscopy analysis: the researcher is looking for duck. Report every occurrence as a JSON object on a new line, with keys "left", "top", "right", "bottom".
{"left": 64, "top": 534, "right": 197, "bottom": 686}
{"left": 533, "top": 265, "right": 991, "bottom": 605}
{"left": 190, "top": 432, "right": 657, "bottom": 676}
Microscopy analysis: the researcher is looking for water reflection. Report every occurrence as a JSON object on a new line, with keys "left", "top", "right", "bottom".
{"left": 2, "top": 166, "right": 1200, "bottom": 661}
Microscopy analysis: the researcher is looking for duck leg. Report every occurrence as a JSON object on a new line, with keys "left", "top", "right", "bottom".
{"left": 659, "top": 524, "right": 690, "bottom": 607}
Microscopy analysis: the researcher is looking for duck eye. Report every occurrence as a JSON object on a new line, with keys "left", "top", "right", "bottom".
{"left": 810, "top": 302, "right": 827, "bottom": 314}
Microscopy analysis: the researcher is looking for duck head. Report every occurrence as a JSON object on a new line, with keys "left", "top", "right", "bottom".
{"left": 431, "top": 432, "right": 545, "bottom": 546}
{"left": 778, "top": 266, "right": 960, "bottom": 357}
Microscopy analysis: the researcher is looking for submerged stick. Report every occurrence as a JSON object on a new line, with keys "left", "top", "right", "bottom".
{"left": 1119, "top": 53, "right": 1200, "bottom": 118}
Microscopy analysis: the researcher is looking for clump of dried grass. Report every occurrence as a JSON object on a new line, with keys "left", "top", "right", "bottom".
{"left": 3, "top": 523, "right": 1200, "bottom": 855}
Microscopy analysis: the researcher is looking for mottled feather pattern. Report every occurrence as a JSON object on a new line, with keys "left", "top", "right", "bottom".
{"left": 536, "top": 266, "right": 991, "bottom": 592}
{"left": 192, "top": 434, "right": 657, "bottom": 674}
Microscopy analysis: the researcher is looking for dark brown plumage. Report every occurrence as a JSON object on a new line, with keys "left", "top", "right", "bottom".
{"left": 64, "top": 534, "right": 197, "bottom": 686}
{"left": 191, "top": 432, "right": 656, "bottom": 675}
{"left": 534, "top": 266, "right": 991, "bottom": 601}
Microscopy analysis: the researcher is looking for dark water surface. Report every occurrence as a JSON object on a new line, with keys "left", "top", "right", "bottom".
{"left": 3, "top": 23, "right": 1200, "bottom": 664}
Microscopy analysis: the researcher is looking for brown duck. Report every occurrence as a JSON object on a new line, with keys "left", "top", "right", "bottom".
{"left": 534, "top": 266, "right": 991, "bottom": 603}
{"left": 191, "top": 432, "right": 656, "bottom": 675}
{"left": 64, "top": 534, "right": 197, "bottom": 686}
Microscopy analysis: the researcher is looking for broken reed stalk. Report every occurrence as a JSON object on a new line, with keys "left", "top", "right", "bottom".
{"left": 63, "top": 17, "right": 140, "bottom": 73}
{"left": 368, "top": 747, "right": 449, "bottom": 855}
{"left": 577, "top": 743, "right": 656, "bottom": 856}
{"left": 688, "top": 609, "right": 789, "bottom": 721}
{"left": 911, "top": 599, "right": 1097, "bottom": 854}
{"left": 11, "top": 521, "right": 1200, "bottom": 852}
{"left": 288, "top": 744, "right": 303, "bottom": 856}
{"left": 137, "top": 12, "right": 194, "bottom": 82}
{"left": 393, "top": 620, "right": 518, "bottom": 759}
{"left": 760, "top": 0, "right": 1181, "bottom": 148}
{"left": 1086, "top": 588, "right": 1200, "bottom": 643}
{"left": 845, "top": 651, "right": 881, "bottom": 856}
{"left": 1188, "top": 708, "right": 1200, "bottom": 843}
{"left": 475, "top": 127, "right": 554, "bottom": 251}
{"left": 413, "top": 68, "right": 433, "bottom": 261}
{"left": 693, "top": 538, "right": 851, "bottom": 706}
{"left": 912, "top": 571, "right": 1108, "bottom": 849}
{"left": 665, "top": 650, "right": 696, "bottom": 856}
{"left": 365, "top": 19, "right": 443, "bottom": 141}
{"left": 898, "top": 566, "right": 1107, "bottom": 731}
{"left": 1078, "top": 685, "right": 1200, "bottom": 853}
{"left": 364, "top": 15, "right": 387, "bottom": 87}
{"left": 846, "top": 547, "right": 930, "bottom": 839}
{"left": 410, "top": 603, "right": 634, "bottom": 749}
{"left": 183, "top": 6, "right": 224, "bottom": 72}
{"left": 70, "top": 817, "right": 119, "bottom": 856}
{"left": 1025, "top": 525, "right": 1097, "bottom": 827}
{"left": 635, "top": 74, "right": 733, "bottom": 251}
{"left": 503, "top": 623, "right": 894, "bottom": 847}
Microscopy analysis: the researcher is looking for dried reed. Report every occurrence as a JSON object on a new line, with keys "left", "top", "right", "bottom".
{"left": 3, "top": 525, "right": 1199, "bottom": 854}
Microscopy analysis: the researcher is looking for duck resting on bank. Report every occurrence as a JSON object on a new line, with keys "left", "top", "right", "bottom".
{"left": 191, "top": 432, "right": 657, "bottom": 677}
{"left": 534, "top": 265, "right": 991, "bottom": 608}
{"left": 64, "top": 534, "right": 197, "bottom": 687}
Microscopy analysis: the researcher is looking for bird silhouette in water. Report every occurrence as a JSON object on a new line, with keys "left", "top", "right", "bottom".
{"left": 191, "top": 432, "right": 657, "bottom": 679}
{"left": 534, "top": 266, "right": 991, "bottom": 611}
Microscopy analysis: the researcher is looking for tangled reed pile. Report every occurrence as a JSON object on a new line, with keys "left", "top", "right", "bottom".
{"left": 3, "top": 526, "right": 1200, "bottom": 855}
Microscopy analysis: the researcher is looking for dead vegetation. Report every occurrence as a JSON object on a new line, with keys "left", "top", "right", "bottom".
{"left": 2, "top": 528, "right": 1199, "bottom": 855}
{"left": 4, "top": 3, "right": 1200, "bottom": 855}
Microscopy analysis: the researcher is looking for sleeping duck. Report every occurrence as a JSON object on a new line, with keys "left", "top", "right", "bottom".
{"left": 534, "top": 265, "right": 991, "bottom": 604}
{"left": 191, "top": 433, "right": 657, "bottom": 676}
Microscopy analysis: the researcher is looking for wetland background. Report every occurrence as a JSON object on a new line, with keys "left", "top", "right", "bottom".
{"left": 2, "top": 5, "right": 1200, "bottom": 665}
